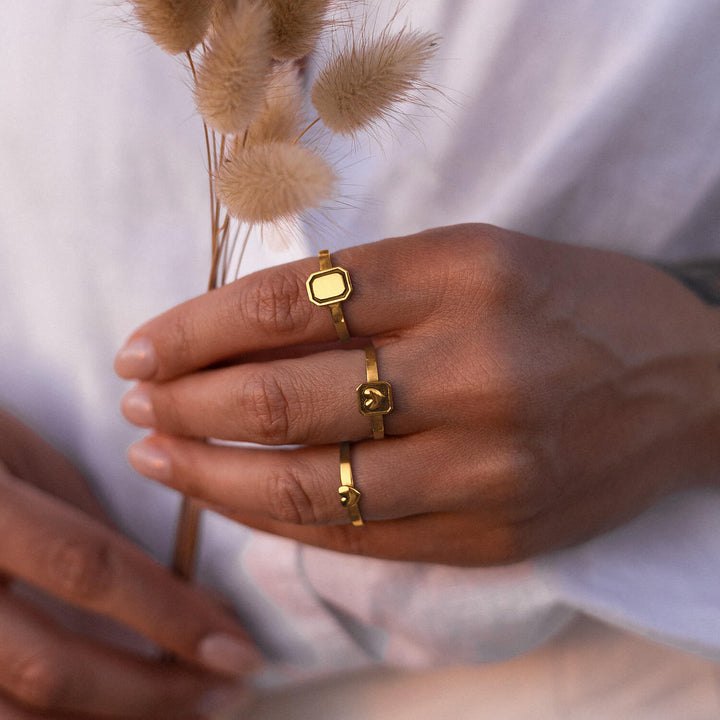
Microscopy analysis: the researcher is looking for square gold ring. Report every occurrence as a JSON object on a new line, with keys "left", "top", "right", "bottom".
{"left": 356, "top": 344, "right": 394, "bottom": 439}
{"left": 306, "top": 250, "right": 352, "bottom": 342}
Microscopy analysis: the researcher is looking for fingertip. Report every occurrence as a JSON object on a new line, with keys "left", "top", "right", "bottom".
{"left": 121, "top": 385, "right": 157, "bottom": 428}
{"left": 127, "top": 438, "right": 171, "bottom": 481}
{"left": 115, "top": 337, "right": 159, "bottom": 380}
{"left": 197, "top": 633, "right": 264, "bottom": 677}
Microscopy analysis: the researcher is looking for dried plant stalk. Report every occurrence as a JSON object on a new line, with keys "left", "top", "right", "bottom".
{"left": 216, "top": 142, "right": 336, "bottom": 223}
{"left": 195, "top": 1, "right": 274, "bottom": 134}
{"left": 311, "top": 26, "right": 438, "bottom": 136}
{"left": 266, "top": 0, "right": 333, "bottom": 60}
{"left": 172, "top": 497, "right": 201, "bottom": 578}
{"left": 129, "top": 0, "right": 439, "bottom": 586}
{"left": 132, "top": 0, "right": 214, "bottom": 54}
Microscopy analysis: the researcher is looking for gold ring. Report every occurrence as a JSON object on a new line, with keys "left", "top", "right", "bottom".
{"left": 356, "top": 344, "right": 393, "bottom": 440}
{"left": 338, "top": 442, "right": 363, "bottom": 526}
{"left": 306, "top": 250, "right": 352, "bottom": 342}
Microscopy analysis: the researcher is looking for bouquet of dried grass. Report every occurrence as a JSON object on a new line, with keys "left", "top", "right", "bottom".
{"left": 129, "top": 0, "right": 438, "bottom": 580}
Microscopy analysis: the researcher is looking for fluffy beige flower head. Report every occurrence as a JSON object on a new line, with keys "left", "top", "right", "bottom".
{"left": 311, "top": 27, "right": 439, "bottom": 136}
{"left": 132, "top": 0, "right": 214, "bottom": 54}
{"left": 244, "top": 63, "right": 306, "bottom": 146}
{"left": 266, "top": 0, "right": 333, "bottom": 60}
{"left": 195, "top": 1, "right": 274, "bottom": 135}
{"left": 215, "top": 143, "right": 337, "bottom": 223}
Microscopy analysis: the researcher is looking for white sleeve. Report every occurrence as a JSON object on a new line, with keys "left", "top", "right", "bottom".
{"left": 542, "top": 489, "right": 720, "bottom": 660}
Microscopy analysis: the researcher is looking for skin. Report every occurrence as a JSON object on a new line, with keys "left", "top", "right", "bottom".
{"left": 0, "top": 410, "right": 255, "bottom": 719}
{"left": 115, "top": 224, "right": 720, "bottom": 565}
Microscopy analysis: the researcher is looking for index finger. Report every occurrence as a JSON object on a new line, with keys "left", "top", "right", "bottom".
{"left": 114, "top": 235, "right": 435, "bottom": 382}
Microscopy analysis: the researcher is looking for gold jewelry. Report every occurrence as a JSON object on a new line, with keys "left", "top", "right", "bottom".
{"left": 356, "top": 344, "right": 393, "bottom": 440}
{"left": 338, "top": 442, "right": 363, "bottom": 526}
{"left": 306, "top": 250, "right": 352, "bottom": 342}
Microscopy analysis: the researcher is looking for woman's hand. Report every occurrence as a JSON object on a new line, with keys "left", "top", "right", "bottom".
{"left": 116, "top": 224, "right": 720, "bottom": 566}
{"left": 0, "top": 410, "right": 257, "bottom": 718}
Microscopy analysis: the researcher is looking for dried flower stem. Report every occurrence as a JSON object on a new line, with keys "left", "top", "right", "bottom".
{"left": 172, "top": 497, "right": 201, "bottom": 578}
{"left": 293, "top": 116, "right": 321, "bottom": 144}
{"left": 172, "top": 50, "right": 230, "bottom": 580}
{"left": 186, "top": 51, "right": 218, "bottom": 275}
{"left": 131, "top": 0, "right": 440, "bottom": 584}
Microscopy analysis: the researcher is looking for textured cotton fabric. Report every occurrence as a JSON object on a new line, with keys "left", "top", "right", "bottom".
{"left": 1, "top": 0, "right": 719, "bottom": 686}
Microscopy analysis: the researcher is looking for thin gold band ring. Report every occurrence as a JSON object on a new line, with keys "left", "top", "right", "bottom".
{"left": 338, "top": 442, "right": 363, "bottom": 526}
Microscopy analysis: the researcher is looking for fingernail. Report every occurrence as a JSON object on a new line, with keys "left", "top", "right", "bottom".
{"left": 197, "top": 634, "right": 263, "bottom": 677}
{"left": 115, "top": 337, "right": 158, "bottom": 380}
{"left": 121, "top": 386, "right": 156, "bottom": 427}
{"left": 127, "top": 441, "right": 171, "bottom": 481}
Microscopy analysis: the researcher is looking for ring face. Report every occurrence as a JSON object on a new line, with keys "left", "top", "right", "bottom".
{"left": 338, "top": 485, "right": 361, "bottom": 508}
{"left": 306, "top": 250, "right": 352, "bottom": 342}
{"left": 339, "top": 442, "right": 363, "bottom": 526}
{"left": 306, "top": 267, "right": 352, "bottom": 306}
{"left": 358, "top": 344, "right": 393, "bottom": 439}
{"left": 356, "top": 381, "right": 394, "bottom": 415}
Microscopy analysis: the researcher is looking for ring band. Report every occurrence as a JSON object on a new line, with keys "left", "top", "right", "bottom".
{"left": 306, "top": 250, "right": 352, "bottom": 342}
{"left": 356, "top": 344, "right": 393, "bottom": 440}
{"left": 338, "top": 442, "right": 363, "bottom": 526}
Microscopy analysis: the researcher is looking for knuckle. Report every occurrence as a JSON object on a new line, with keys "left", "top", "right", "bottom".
{"left": 266, "top": 464, "right": 317, "bottom": 525}
{"left": 46, "top": 535, "right": 115, "bottom": 604}
{"left": 159, "top": 313, "right": 195, "bottom": 380}
{"left": 240, "top": 371, "right": 296, "bottom": 444}
{"left": 464, "top": 230, "right": 526, "bottom": 306}
{"left": 241, "top": 270, "right": 311, "bottom": 337}
{"left": 152, "top": 384, "right": 185, "bottom": 435}
{"left": 11, "top": 654, "right": 66, "bottom": 710}
{"left": 486, "top": 446, "right": 544, "bottom": 507}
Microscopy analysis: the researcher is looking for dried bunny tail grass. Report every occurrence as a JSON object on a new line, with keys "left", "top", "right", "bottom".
{"left": 210, "top": 0, "right": 238, "bottom": 23}
{"left": 131, "top": 0, "right": 214, "bottom": 54}
{"left": 244, "top": 62, "right": 307, "bottom": 146}
{"left": 195, "top": 1, "right": 274, "bottom": 135}
{"left": 265, "top": 0, "right": 333, "bottom": 60}
{"left": 215, "top": 142, "right": 337, "bottom": 223}
{"left": 208, "top": 0, "right": 242, "bottom": 35}
{"left": 311, "top": 26, "right": 439, "bottom": 136}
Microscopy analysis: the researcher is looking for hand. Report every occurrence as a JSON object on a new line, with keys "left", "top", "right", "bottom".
{"left": 115, "top": 224, "right": 720, "bottom": 566}
{"left": 0, "top": 410, "right": 258, "bottom": 718}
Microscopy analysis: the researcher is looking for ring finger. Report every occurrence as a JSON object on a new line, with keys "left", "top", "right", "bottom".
{"left": 127, "top": 431, "right": 480, "bottom": 526}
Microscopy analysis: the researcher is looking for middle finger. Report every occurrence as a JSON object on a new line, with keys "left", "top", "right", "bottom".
{"left": 121, "top": 346, "right": 432, "bottom": 445}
